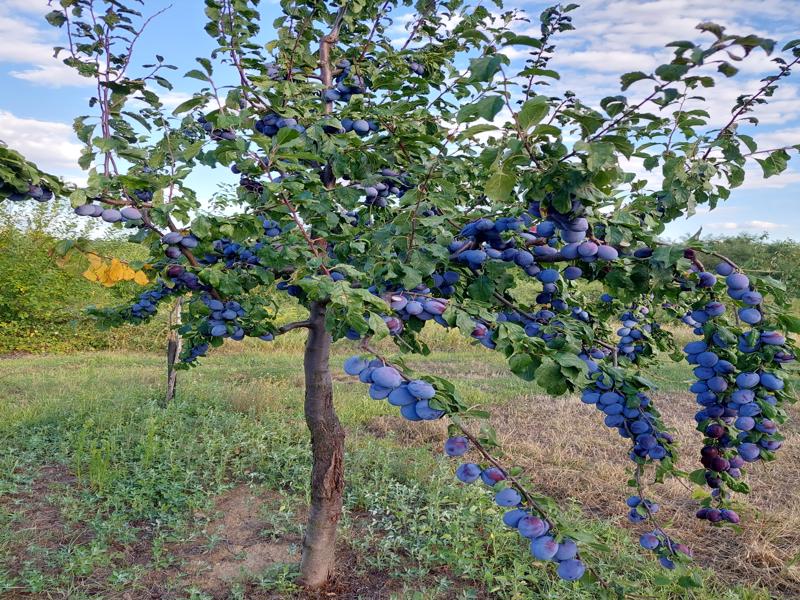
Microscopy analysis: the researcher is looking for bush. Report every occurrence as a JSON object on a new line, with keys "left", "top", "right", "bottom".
{"left": 0, "top": 219, "right": 166, "bottom": 354}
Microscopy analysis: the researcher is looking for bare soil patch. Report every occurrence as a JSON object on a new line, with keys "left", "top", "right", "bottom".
{"left": 2, "top": 469, "right": 476, "bottom": 599}
{"left": 156, "top": 485, "right": 300, "bottom": 597}
{"left": 146, "top": 484, "right": 476, "bottom": 599}
{"left": 0, "top": 465, "right": 90, "bottom": 575}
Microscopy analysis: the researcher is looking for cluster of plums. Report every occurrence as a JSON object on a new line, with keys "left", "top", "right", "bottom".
{"left": 615, "top": 306, "right": 653, "bottom": 362}
{"left": 580, "top": 370, "right": 673, "bottom": 463}
{"left": 322, "top": 59, "right": 367, "bottom": 103}
{"left": 200, "top": 295, "right": 247, "bottom": 339}
{"left": 130, "top": 283, "right": 174, "bottom": 320}
{"left": 254, "top": 112, "right": 306, "bottom": 136}
{"left": 447, "top": 437, "right": 587, "bottom": 581}
{"left": 695, "top": 506, "right": 740, "bottom": 524}
{"left": 343, "top": 357, "right": 443, "bottom": 420}
{"left": 74, "top": 203, "right": 142, "bottom": 223}
{"left": 356, "top": 168, "right": 413, "bottom": 206}
{"left": 384, "top": 289, "right": 449, "bottom": 330}
{"left": 196, "top": 115, "right": 236, "bottom": 141}
{"left": 638, "top": 528, "right": 691, "bottom": 570}
{"left": 430, "top": 270, "right": 460, "bottom": 297}
{"left": 7, "top": 184, "right": 54, "bottom": 203}
{"left": 681, "top": 262, "right": 793, "bottom": 504}
{"left": 448, "top": 203, "right": 619, "bottom": 305}
{"left": 497, "top": 308, "right": 581, "bottom": 347}
{"left": 625, "top": 495, "right": 660, "bottom": 524}
{"left": 161, "top": 231, "right": 199, "bottom": 259}
{"left": 129, "top": 267, "right": 204, "bottom": 320}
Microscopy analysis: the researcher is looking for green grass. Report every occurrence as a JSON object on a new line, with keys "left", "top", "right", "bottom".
{"left": 0, "top": 350, "right": 776, "bottom": 599}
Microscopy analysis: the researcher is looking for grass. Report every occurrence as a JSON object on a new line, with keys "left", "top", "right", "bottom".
{"left": 0, "top": 344, "right": 796, "bottom": 599}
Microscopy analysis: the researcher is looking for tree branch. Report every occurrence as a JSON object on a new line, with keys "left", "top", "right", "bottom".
{"left": 278, "top": 320, "right": 313, "bottom": 334}
{"left": 319, "top": 5, "right": 349, "bottom": 115}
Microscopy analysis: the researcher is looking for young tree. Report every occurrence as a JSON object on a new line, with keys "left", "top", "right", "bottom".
{"left": 2, "top": 0, "right": 798, "bottom": 593}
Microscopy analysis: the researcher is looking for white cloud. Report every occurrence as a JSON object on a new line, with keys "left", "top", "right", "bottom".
{"left": 747, "top": 220, "right": 787, "bottom": 229}
{"left": 752, "top": 127, "right": 800, "bottom": 149}
{"left": 9, "top": 63, "right": 91, "bottom": 87}
{"left": 0, "top": 110, "right": 82, "bottom": 172}
{"left": 0, "top": 4, "right": 91, "bottom": 87}
{"left": 737, "top": 165, "right": 800, "bottom": 189}
{"left": 559, "top": 50, "right": 659, "bottom": 74}
{"left": 509, "top": 0, "right": 800, "bottom": 137}
{"left": 708, "top": 221, "right": 740, "bottom": 230}
{"left": 708, "top": 220, "right": 787, "bottom": 231}
{"left": 2, "top": 0, "right": 48, "bottom": 13}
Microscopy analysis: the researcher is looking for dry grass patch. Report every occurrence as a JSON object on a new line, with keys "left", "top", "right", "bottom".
{"left": 369, "top": 389, "right": 800, "bottom": 597}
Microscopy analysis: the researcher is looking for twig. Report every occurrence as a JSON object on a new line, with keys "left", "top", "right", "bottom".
{"left": 559, "top": 84, "right": 668, "bottom": 163}
{"left": 664, "top": 83, "right": 689, "bottom": 153}
{"left": 357, "top": 0, "right": 391, "bottom": 63}
{"left": 701, "top": 56, "right": 800, "bottom": 160}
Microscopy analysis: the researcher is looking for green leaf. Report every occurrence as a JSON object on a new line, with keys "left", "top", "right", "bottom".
{"left": 553, "top": 351, "right": 588, "bottom": 373}
{"left": 585, "top": 142, "right": 616, "bottom": 171}
{"left": 518, "top": 67, "right": 560, "bottom": 80}
{"left": 517, "top": 96, "right": 549, "bottom": 130}
{"left": 172, "top": 96, "right": 207, "bottom": 115}
{"left": 466, "top": 275, "right": 494, "bottom": 302}
{"left": 508, "top": 354, "right": 540, "bottom": 381}
{"left": 620, "top": 71, "right": 653, "bottom": 91}
{"left": 53, "top": 239, "right": 74, "bottom": 257}
{"left": 717, "top": 62, "right": 739, "bottom": 77}
{"left": 502, "top": 34, "right": 542, "bottom": 48}
{"left": 457, "top": 96, "right": 505, "bottom": 123}
{"left": 782, "top": 39, "right": 800, "bottom": 51}
{"left": 274, "top": 127, "right": 301, "bottom": 146}
{"left": 484, "top": 170, "right": 516, "bottom": 201}
{"left": 191, "top": 216, "right": 212, "bottom": 239}
{"left": 185, "top": 69, "right": 210, "bottom": 81}
{"left": 655, "top": 63, "right": 690, "bottom": 82}
{"left": 455, "top": 124, "right": 498, "bottom": 141}
{"left": 756, "top": 149, "right": 790, "bottom": 178}
{"left": 696, "top": 22, "right": 725, "bottom": 38}
{"left": 678, "top": 574, "right": 703, "bottom": 589}
{"left": 535, "top": 359, "right": 568, "bottom": 395}
{"left": 688, "top": 469, "right": 707, "bottom": 486}
{"left": 45, "top": 10, "right": 66, "bottom": 27}
{"left": 153, "top": 76, "right": 173, "bottom": 90}
{"left": 69, "top": 189, "right": 87, "bottom": 208}
{"left": 368, "top": 312, "right": 389, "bottom": 341}
{"left": 778, "top": 314, "right": 800, "bottom": 334}
{"left": 467, "top": 55, "right": 509, "bottom": 83}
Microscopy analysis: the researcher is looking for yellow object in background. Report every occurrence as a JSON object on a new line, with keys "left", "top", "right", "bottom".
{"left": 82, "top": 253, "right": 149, "bottom": 287}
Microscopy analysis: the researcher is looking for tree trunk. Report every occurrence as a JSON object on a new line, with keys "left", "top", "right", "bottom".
{"left": 298, "top": 301, "right": 345, "bottom": 589}
{"left": 164, "top": 297, "right": 183, "bottom": 405}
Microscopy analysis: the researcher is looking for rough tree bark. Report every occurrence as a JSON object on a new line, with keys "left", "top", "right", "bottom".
{"left": 164, "top": 297, "right": 183, "bottom": 405}
{"left": 298, "top": 300, "right": 345, "bottom": 588}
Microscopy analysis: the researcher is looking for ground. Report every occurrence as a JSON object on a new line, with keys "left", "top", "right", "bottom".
{"left": 0, "top": 341, "right": 796, "bottom": 599}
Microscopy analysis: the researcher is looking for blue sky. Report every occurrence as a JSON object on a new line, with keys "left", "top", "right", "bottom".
{"left": 1, "top": 0, "right": 798, "bottom": 240}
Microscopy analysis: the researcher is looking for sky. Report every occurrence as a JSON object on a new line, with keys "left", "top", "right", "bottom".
{"left": 1, "top": 0, "right": 798, "bottom": 240}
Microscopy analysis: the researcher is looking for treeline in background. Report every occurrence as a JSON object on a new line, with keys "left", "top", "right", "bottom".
{"left": 2, "top": 200, "right": 799, "bottom": 355}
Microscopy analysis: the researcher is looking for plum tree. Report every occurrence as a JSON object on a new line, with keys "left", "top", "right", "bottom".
{"left": 2, "top": 0, "right": 799, "bottom": 593}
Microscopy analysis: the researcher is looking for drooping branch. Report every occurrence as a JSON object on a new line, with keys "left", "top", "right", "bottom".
{"left": 357, "top": 342, "right": 610, "bottom": 589}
